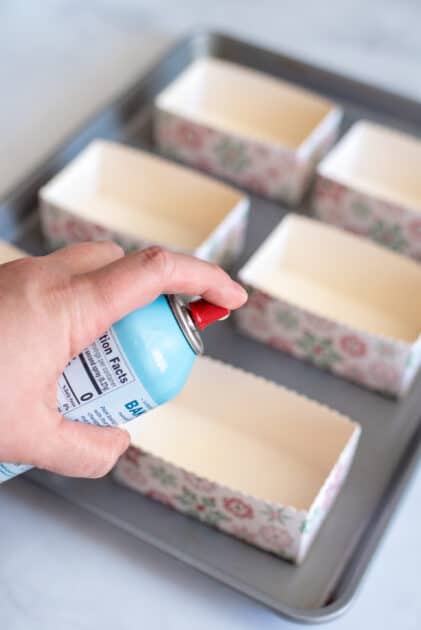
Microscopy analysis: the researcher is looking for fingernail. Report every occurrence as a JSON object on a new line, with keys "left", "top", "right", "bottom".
{"left": 234, "top": 283, "right": 248, "bottom": 303}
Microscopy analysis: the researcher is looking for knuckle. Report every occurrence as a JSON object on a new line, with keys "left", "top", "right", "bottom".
{"left": 7, "top": 257, "right": 51, "bottom": 301}
{"left": 140, "top": 246, "right": 173, "bottom": 277}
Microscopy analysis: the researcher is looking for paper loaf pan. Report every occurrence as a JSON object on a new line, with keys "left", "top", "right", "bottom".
{"left": 39, "top": 140, "right": 249, "bottom": 269}
{"left": 113, "top": 357, "right": 361, "bottom": 564}
{"left": 154, "top": 58, "right": 342, "bottom": 205}
{"left": 312, "top": 121, "right": 421, "bottom": 261}
{"left": 235, "top": 214, "right": 421, "bottom": 397}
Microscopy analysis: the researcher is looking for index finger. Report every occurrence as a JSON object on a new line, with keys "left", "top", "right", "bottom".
{"left": 74, "top": 246, "right": 247, "bottom": 337}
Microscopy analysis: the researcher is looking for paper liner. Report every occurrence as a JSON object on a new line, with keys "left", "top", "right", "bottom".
{"left": 154, "top": 58, "right": 341, "bottom": 205}
{"left": 313, "top": 121, "right": 421, "bottom": 261}
{"left": 313, "top": 174, "right": 421, "bottom": 262}
{"left": 236, "top": 214, "right": 421, "bottom": 397}
{"left": 39, "top": 140, "right": 249, "bottom": 270}
{"left": 114, "top": 356, "right": 360, "bottom": 564}
{"left": 154, "top": 111, "right": 340, "bottom": 206}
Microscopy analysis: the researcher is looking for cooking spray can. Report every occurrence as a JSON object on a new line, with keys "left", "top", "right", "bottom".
{"left": 0, "top": 295, "right": 229, "bottom": 482}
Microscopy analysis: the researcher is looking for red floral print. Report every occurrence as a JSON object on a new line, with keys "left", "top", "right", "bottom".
{"left": 64, "top": 218, "right": 109, "bottom": 242}
{"left": 322, "top": 206, "right": 347, "bottom": 225}
{"left": 223, "top": 497, "right": 254, "bottom": 519}
{"left": 174, "top": 121, "right": 206, "bottom": 150}
{"left": 154, "top": 122, "right": 174, "bottom": 146}
{"left": 182, "top": 471, "right": 217, "bottom": 492}
{"left": 247, "top": 290, "right": 272, "bottom": 312}
{"left": 267, "top": 336, "right": 294, "bottom": 354}
{"left": 347, "top": 225, "right": 369, "bottom": 237}
{"left": 338, "top": 363, "right": 367, "bottom": 386}
{"left": 258, "top": 525, "right": 293, "bottom": 550}
{"left": 316, "top": 178, "right": 345, "bottom": 204}
{"left": 195, "top": 157, "right": 213, "bottom": 173}
{"left": 370, "top": 361, "right": 400, "bottom": 390}
{"left": 240, "top": 174, "right": 268, "bottom": 196}
{"left": 251, "top": 144, "right": 271, "bottom": 159}
{"left": 118, "top": 458, "right": 147, "bottom": 486}
{"left": 408, "top": 219, "right": 421, "bottom": 241}
{"left": 230, "top": 526, "right": 257, "bottom": 545}
{"left": 301, "top": 312, "right": 337, "bottom": 332}
{"left": 265, "top": 166, "right": 282, "bottom": 180}
{"left": 125, "top": 445, "right": 142, "bottom": 465}
{"left": 378, "top": 200, "right": 405, "bottom": 218}
{"left": 340, "top": 335, "right": 367, "bottom": 358}
{"left": 239, "top": 312, "right": 268, "bottom": 337}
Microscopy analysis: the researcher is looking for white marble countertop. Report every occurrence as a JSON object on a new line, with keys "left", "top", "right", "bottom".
{"left": 1, "top": 2, "right": 421, "bottom": 628}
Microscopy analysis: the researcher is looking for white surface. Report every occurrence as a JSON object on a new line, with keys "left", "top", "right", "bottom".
{"left": 1, "top": 471, "right": 420, "bottom": 630}
{"left": 0, "top": 1, "right": 421, "bottom": 628}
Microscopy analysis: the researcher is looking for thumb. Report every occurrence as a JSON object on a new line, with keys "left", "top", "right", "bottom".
{"left": 37, "top": 416, "right": 130, "bottom": 478}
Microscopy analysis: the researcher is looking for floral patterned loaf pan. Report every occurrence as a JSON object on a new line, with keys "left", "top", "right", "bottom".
{"left": 39, "top": 140, "right": 249, "bottom": 268}
{"left": 313, "top": 121, "right": 421, "bottom": 261}
{"left": 154, "top": 58, "right": 342, "bottom": 205}
{"left": 235, "top": 214, "right": 421, "bottom": 397}
{"left": 113, "top": 356, "right": 361, "bottom": 564}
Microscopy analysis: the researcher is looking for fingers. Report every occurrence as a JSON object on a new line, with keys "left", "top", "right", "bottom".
{"left": 71, "top": 246, "right": 247, "bottom": 341}
{"left": 48, "top": 241, "right": 125, "bottom": 275}
{"left": 34, "top": 417, "right": 130, "bottom": 478}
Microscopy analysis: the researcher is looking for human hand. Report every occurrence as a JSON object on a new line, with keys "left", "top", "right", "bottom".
{"left": 0, "top": 243, "right": 247, "bottom": 478}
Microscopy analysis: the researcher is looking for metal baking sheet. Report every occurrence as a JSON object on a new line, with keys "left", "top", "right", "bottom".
{"left": 2, "top": 31, "right": 421, "bottom": 623}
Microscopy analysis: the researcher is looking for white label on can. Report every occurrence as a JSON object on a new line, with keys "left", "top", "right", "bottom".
{"left": 57, "top": 328, "right": 156, "bottom": 426}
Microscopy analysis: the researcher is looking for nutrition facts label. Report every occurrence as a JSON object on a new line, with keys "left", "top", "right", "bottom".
{"left": 57, "top": 328, "right": 156, "bottom": 426}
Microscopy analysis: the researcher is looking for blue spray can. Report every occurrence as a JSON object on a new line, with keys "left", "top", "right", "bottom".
{"left": 0, "top": 295, "right": 229, "bottom": 482}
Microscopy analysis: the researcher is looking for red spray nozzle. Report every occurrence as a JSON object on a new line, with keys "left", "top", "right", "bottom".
{"left": 188, "top": 299, "right": 230, "bottom": 330}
